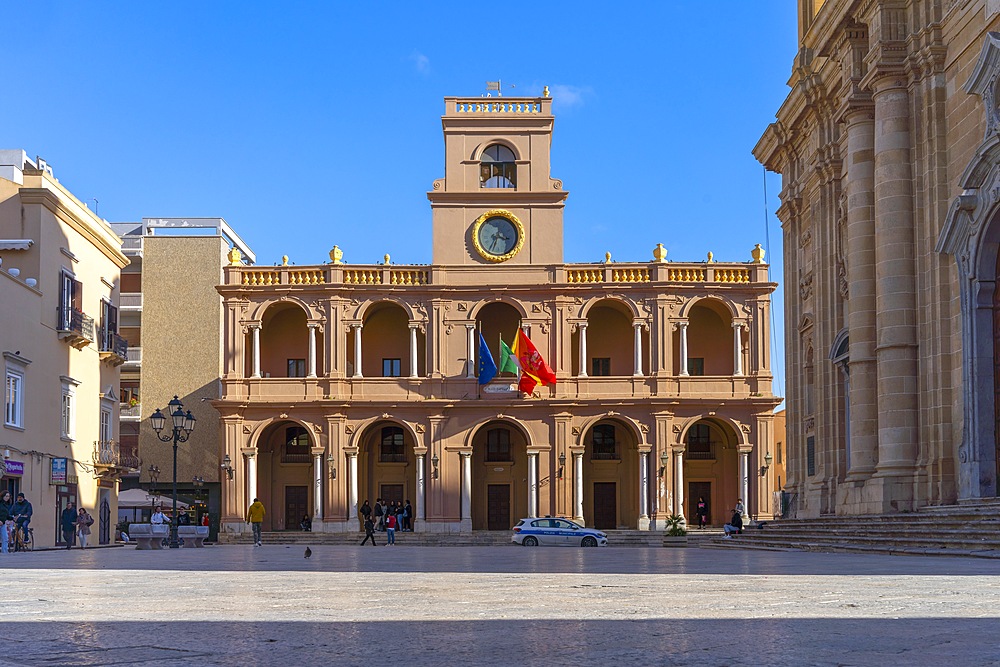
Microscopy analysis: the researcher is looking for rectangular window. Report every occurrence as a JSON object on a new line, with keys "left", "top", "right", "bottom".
{"left": 687, "top": 424, "right": 713, "bottom": 459}
{"left": 382, "top": 358, "right": 401, "bottom": 377}
{"left": 5, "top": 369, "right": 23, "bottom": 428}
{"left": 61, "top": 383, "right": 76, "bottom": 440}
{"left": 58, "top": 271, "right": 82, "bottom": 330}
{"left": 100, "top": 300, "right": 119, "bottom": 351}
{"left": 380, "top": 427, "right": 406, "bottom": 462}
{"left": 486, "top": 428, "right": 511, "bottom": 462}
{"left": 287, "top": 359, "right": 306, "bottom": 378}
{"left": 591, "top": 358, "right": 611, "bottom": 376}
{"left": 687, "top": 358, "right": 705, "bottom": 376}
{"left": 806, "top": 436, "right": 816, "bottom": 476}
{"left": 591, "top": 424, "right": 618, "bottom": 460}
{"left": 282, "top": 427, "right": 311, "bottom": 463}
{"left": 776, "top": 442, "right": 783, "bottom": 465}
{"left": 100, "top": 408, "right": 113, "bottom": 443}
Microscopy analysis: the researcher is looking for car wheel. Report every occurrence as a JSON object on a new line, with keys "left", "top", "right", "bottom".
{"left": 522, "top": 536, "right": 538, "bottom": 547}
{"left": 581, "top": 536, "right": 597, "bottom": 547}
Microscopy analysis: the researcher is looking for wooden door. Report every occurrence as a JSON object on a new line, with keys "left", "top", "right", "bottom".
{"left": 689, "top": 482, "right": 712, "bottom": 525}
{"left": 284, "top": 486, "right": 308, "bottom": 531}
{"left": 380, "top": 484, "right": 404, "bottom": 506}
{"left": 593, "top": 482, "right": 617, "bottom": 529}
{"left": 55, "top": 484, "right": 77, "bottom": 547}
{"left": 487, "top": 484, "right": 511, "bottom": 530}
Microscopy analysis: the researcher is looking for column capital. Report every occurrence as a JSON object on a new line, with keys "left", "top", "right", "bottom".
{"left": 241, "top": 447, "right": 257, "bottom": 458}
{"left": 310, "top": 446, "right": 326, "bottom": 456}
{"left": 673, "top": 320, "right": 689, "bottom": 330}
{"left": 459, "top": 450, "right": 472, "bottom": 458}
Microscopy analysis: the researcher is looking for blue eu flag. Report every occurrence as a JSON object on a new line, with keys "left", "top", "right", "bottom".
{"left": 477, "top": 332, "right": 497, "bottom": 384}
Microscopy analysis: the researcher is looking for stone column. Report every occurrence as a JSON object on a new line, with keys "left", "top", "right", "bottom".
{"left": 732, "top": 322, "right": 744, "bottom": 376}
{"left": 677, "top": 322, "right": 689, "bottom": 376}
{"left": 466, "top": 325, "right": 476, "bottom": 379}
{"left": 638, "top": 451, "right": 649, "bottom": 529}
{"left": 739, "top": 450, "right": 750, "bottom": 521}
{"left": 352, "top": 324, "right": 363, "bottom": 378}
{"left": 416, "top": 454, "right": 425, "bottom": 532}
{"left": 460, "top": 451, "right": 472, "bottom": 530}
{"left": 307, "top": 324, "right": 318, "bottom": 378}
{"left": 528, "top": 452, "right": 539, "bottom": 517}
{"left": 311, "top": 447, "right": 324, "bottom": 521}
{"left": 870, "top": 74, "right": 918, "bottom": 491}
{"left": 578, "top": 323, "right": 589, "bottom": 377}
{"left": 409, "top": 324, "right": 419, "bottom": 379}
{"left": 573, "top": 451, "right": 584, "bottom": 522}
{"left": 347, "top": 452, "right": 359, "bottom": 530}
{"left": 250, "top": 325, "right": 261, "bottom": 378}
{"left": 244, "top": 449, "right": 258, "bottom": 507}
{"left": 633, "top": 322, "right": 644, "bottom": 376}
{"left": 674, "top": 448, "right": 685, "bottom": 518}
{"left": 844, "top": 105, "right": 879, "bottom": 480}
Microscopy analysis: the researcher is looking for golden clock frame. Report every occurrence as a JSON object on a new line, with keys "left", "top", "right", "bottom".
{"left": 471, "top": 209, "right": 525, "bottom": 263}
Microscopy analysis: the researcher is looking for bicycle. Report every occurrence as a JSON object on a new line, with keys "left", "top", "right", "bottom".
{"left": 12, "top": 525, "right": 32, "bottom": 552}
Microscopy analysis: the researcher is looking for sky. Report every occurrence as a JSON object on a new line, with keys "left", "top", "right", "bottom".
{"left": 2, "top": 3, "right": 797, "bottom": 398}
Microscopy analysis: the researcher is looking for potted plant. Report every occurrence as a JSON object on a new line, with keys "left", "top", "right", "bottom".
{"left": 663, "top": 514, "right": 688, "bottom": 547}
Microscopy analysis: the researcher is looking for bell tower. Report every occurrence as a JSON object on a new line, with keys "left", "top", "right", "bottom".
{"left": 428, "top": 92, "right": 568, "bottom": 265}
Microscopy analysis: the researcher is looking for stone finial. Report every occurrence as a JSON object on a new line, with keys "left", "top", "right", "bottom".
{"left": 653, "top": 243, "right": 668, "bottom": 263}
{"left": 604, "top": 251, "right": 612, "bottom": 263}
{"left": 330, "top": 245, "right": 344, "bottom": 264}
{"left": 227, "top": 247, "right": 242, "bottom": 266}
{"left": 751, "top": 243, "right": 766, "bottom": 264}
{"left": 706, "top": 251, "right": 714, "bottom": 263}
{"left": 543, "top": 86, "right": 550, "bottom": 98}
{"left": 384, "top": 253, "right": 391, "bottom": 265}
{"left": 281, "top": 255, "right": 289, "bottom": 266}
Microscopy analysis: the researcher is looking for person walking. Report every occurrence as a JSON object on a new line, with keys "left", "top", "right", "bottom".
{"left": 76, "top": 507, "right": 94, "bottom": 549}
{"left": 246, "top": 497, "right": 266, "bottom": 547}
{"left": 385, "top": 512, "right": 397, "bottom": 546}
{"left": 360, "top": 515, "right": 377, "bottom": 546}
{"left": 0, "top": 490, "right": 13, "bottom": 554}
{"left": 696, "top": 497, "right": 708, "bottom": 529}
{"left": 60, "top": 502, "right": 77, "bottom": 548}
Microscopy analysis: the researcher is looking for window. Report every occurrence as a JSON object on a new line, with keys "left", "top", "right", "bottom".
{"left": 591, "top": 358, "right": 611, "bottom": 376}
{"left": 287, "top": 359, "right": 306, "bottom": 378}
{"left": 282, "top": 426, "right": 311, "bottom": 463}
{"left": 60, "top": 377, "right": 79, "bottom": 440}
{"left": 100, "top": 300, "right": 119, "bottom": 351}
{"left": 5, "top": 369, "right": 23, "bottom": 428}
{"left": 100, "top": 408, "right": 112, "bottom": 443}
{"left": 687, "top": 358, "right": 705, "bottom": 376}
{"left": 591, "top": 424, "right": 618, "bottom": 460}
{"left": 382, "top": 358, "right": 401, "bottom": 377}
{"left": 776, "top": 442, "right": 783, "bottom": 465}
{"left": 480, "top": 144, "right": 516, "bottom": 188}
{"left": 687, "top": 424, "right": 713, "bottom": 459}
{"left": 58, "top": 271, "right": 82, "bottom": 330}
{"left": 486, "top": 428, "right": 511, "bottom": 461}
{"left": 806, "top": 436, "right": 816, "bottom": 476}
{"left": 380, "top": 427, "right": 406, "bottom": 462}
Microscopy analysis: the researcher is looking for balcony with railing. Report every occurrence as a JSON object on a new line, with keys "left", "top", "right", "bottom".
{"left": 99, "top": 329, "right": 129, "bottom": 366}
{"left": 119, "top": 292, "right": 143, "bottom": 310}
{"left": 121, "top": 236, "right": 143, "bottom": 256}
{"left": 120, "top": 402, "right": 142, "bottom": 421}
{"left": 123, "top": 346, "right": 142, "bottom": 368}
{"left": 93, "top": 440, "right": 142, "bottom": 479}
{"left": 58, "top": 308, "right": 95, "bottom": 349}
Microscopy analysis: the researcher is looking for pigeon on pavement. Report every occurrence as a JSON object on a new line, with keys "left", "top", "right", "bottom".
{"left": 304, "top": 547, "right": 312, "bottom": 558}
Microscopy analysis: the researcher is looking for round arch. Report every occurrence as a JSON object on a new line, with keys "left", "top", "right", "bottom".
{"left": 472, "top": 138, "right": 521, "bottom": 162}
{"left": 352, "top": 298, "right": 422, "bottom": 322}
{"left": 248, "top": 296, "right": 320, "bottom": 323}
{"left": 675, "top": 414, "right": 749, "bottom": 449}
{"left": 246, "top": 417, "right": 321, "bottom": 531}
{"left": 246, "top": 416, "right": 320, "bottom": 452}
{"left": 574, "top": 413, "right": 646, "bottom": 449}
{"left": 678, "top": 295, "right": 739, "bottom": 320}
{"left": 467, "top": 297, "right": 529, "bottom": 321}
{"left": 348, "top": 416, "right": 423, "bottom": 451}
{"left": 576, "top": 295, "right": 642, "bottom": 320}
{"left": 463, "top": 415, "right": 535, "bottom": 449}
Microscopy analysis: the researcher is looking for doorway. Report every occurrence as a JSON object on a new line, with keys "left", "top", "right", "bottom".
{"left": 689, "top": 481, "right": 712, "bottom": 525}
{"left": 593, "top": 482, "right": 617, "bottom": 529}
{"left": 55, "top": 484, "right": 77, "bottom": 547}
{"left": 284, "top": 486, "right": 308, "bottom": 531}
{"left": 381, "top": 483, "right": 404, "bottom": 506}
{"left": 487, "top": 484, "right": 511, "bottom": 530}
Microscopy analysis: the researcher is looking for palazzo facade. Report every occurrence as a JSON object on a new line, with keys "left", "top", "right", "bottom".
{"left": 216, "top": 94, "right": 780, "bottom": 534}
{"left": 755, "top": 0, "right": 1000, "bottom": 516}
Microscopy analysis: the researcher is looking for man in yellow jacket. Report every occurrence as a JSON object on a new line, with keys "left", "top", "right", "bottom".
{"left": 246, "top": 498, "right": 266, "bottom": 547}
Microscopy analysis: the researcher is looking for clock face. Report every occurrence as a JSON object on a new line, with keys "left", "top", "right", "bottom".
{"left": 472, "top": 210, "right": 524, "bottom": 262}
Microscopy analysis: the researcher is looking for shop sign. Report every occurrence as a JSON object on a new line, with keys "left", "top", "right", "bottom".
{"left": 50, "top": 458, "right": 68, "bottom": 484}
{"left": 3, "top": 460, "right": 23, "bottom": 476}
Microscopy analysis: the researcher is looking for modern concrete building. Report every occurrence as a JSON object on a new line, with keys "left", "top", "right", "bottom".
{"left": 755, "top": 0, "right": 1000, "bottom": 517}
{"left": 0, "top": 150, "right": 131, "bottom": 548}
{"left": 215, "top": 92, "right": 781, "bottom": 535}
{"left": 111, "top": 218, "right": 255, "bottom": 538}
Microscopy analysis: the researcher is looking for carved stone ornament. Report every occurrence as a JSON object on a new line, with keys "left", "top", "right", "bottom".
{"left": 539, "top": 323, "right": 549, "bottom": 334}
{"left": 740, "top": 424, "right": 751, "bottom": 434}
{"left": 606, "top": 410, "right": 618, "bottom": 417}
{"left": 243, "top": 425, "right": 252, "bottom": 434}
{"left": 672, "top": 424, "right": 681, "bottom": 433}
{"left": 382, "top": 413, "right": 392, "bottom": 419}
{"left": 799, "top": 271, "right": 814, "bottom": 301}
{"left": 279, "top": 413, "right": 288, "bottom": 419}
{"left": 571, "top": 426, "right": 581, "bottom": 436}
{"left": 804, "top": 416, "right": 816, "bottom": 432}
{"left": 639, "top": 423, "right": 649, "bottom": 433}
{"left": 457, "top": 303, "right": 467, "bottom": 311}
{"left": 532, "top": 303, "right": 541, "bottom": 313}
{"left": 345, "top": 425, "right": 355, "bottom": 434}
{"left": 312, "top": 423, "right": 323, "bottom": 433}
{"left": 446, "top": 324, "right": 453, "bottom": 335}
{"left": 415, "top": 424, "right": 425, "bottom": 434}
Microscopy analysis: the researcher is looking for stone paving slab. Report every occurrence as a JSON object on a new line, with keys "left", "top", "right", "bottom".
{"left": 0, "top": 545, "right": 998, "bottom": 666}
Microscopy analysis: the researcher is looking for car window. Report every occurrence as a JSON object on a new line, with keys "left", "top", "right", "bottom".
{"left": 531, "top": 519, "right": 547, "bottom": 528}
{"left": 553, "top": 520, "right": 573, "bottom": 529}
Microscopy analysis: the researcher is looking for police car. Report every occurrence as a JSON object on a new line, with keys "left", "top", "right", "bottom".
{"left": 511, "top": 517, "right": 609, "bottom": 547}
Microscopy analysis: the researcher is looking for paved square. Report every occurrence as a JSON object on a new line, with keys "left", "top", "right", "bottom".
{"left": 0, "top": 545, "right": 998, "bottom": 666}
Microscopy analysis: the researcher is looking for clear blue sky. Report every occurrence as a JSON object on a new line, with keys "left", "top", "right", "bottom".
{"left": 2, "top": 3, "right": 797, "bottom": 397}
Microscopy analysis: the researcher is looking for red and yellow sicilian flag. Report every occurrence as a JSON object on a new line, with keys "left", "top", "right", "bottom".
{"left": 511, "top": 329, "right": 557, "bottom": 394}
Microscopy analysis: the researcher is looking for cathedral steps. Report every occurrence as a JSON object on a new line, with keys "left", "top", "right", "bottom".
{"left": 703, "top": 502, "right": 1000, "bottom": 558}
{"left": 219, "top": 529, "right": 687, "bottom": 547}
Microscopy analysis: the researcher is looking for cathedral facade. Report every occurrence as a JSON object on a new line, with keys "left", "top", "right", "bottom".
{"left": 216, "top": 93, "right": 779, "bottom": 534}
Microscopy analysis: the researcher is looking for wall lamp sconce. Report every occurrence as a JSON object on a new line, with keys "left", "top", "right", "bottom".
{"left": 659, "top": 450, "right": 670, "bottom": 477}
{"left": 327, "top": 453, "right": 336, "bottom": 480}
{"left": 431, "top": 454, "right": 440, "bottom": 479}
{"left": 192, "top": 476, "right": 204, "bottom": 487}
{"left": 220, "top": 454, "right": 234, "bottom": 480}
{"left": 759, "top": 451, "right": 773, "bottom": 477}
{"left": 557, "top": 452, "right": 566, "bottom": 479}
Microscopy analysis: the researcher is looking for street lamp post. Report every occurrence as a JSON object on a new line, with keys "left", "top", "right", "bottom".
{"left": 150, "top": 395, "right": 196, "bottom": 549}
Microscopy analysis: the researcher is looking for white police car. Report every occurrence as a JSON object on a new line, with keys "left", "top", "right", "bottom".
{"left": 511, "top": 517, "right": 609, "bottom": 547}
